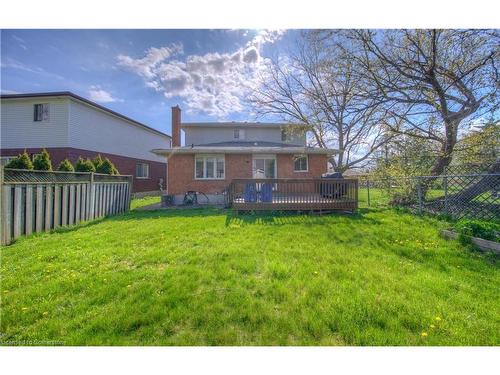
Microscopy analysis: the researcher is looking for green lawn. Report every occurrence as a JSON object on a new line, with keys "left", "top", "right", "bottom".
{"left": 1, "top": 200, "right": 499, "bottom": 345}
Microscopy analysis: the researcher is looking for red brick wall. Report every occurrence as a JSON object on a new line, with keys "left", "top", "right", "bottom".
{"left": 168, "top": 153, "right": 253, "bottom": 195}
{"left": 1, "top": 147, "right": 166, "bottom": 193}
{"left": 277, "top": 154, "right": 327, "bottom": 178}
{"left": 167, "top": 153, "right": 328, "bottom": 195}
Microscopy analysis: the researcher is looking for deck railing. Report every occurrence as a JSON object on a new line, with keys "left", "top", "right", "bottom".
{"left": 226, "top": 178, "right": 358, "bottom": 212}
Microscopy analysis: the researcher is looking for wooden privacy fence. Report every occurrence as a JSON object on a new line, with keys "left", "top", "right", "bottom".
{"left": 1, "top": 168, "right": 133, "bottom": 245}
{"left": 226, "top": 178, "right": 358, "bottom": 212}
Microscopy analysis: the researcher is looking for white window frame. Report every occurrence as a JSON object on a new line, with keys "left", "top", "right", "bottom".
{"left": 136, "top": 163, "right": 150, "bottom": 179}
{"left": 252, "top": 154, "right": 277, "bottom": 179}
{"left": 293, "top": 154, "right": 308, "bottom": 172}
{"left": 34, "top": 103, "right": 50, "bottom": 122}
{"left": 194, "top": 154, "right": 225, "bottom": 180}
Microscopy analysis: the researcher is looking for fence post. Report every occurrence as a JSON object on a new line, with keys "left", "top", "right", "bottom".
{"left": 443, "top": 176, "right": 448, "bottom": 215}
{"left": 366, "top": 176, "right": 371, "bottom": 207}
{"left": 89, "top": 172, "right": 95, "bottom": 220}
{"left": 417, "top": 177, "right": 423, "bottom": 215}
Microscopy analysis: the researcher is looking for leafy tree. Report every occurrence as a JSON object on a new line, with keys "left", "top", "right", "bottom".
{"left": 453, "top": 122, "right": 499, "bottom": 166}
{"left": 96, "top": 157, "right": 119, "bottom": 175}
{"left": 32, "top": 148, "right": 53, "bottom": 171}
{"left": 4, "top": 150, "right": 33, "bottom": 170}
{"left": 334, "top": 29, "right": 499, "bottom": 177}
{"left": 57, "top": 158, "right": 75, "bottom": 172}
{"left": 75, "top": 157, "right": 96, "bottom": 172}
{"left": 250, "top": 33, "right": 392, "bottom": 172}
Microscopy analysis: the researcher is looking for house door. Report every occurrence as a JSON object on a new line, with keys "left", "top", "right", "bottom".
{"left": 252, "top": 155, "right": 276, "bottom": 179}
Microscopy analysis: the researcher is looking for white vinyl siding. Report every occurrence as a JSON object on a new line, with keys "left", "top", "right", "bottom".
{"left": 1, "top": 98, "right": 69, "bottom": 149}
{"left": 184, "top": 126, "right": 305, "bottom": 146}
{"left": 67, "top": 100, "right": 169, "bottom": 162}
{"left": 195, "top": 155, "right": 225, "bottom": 180}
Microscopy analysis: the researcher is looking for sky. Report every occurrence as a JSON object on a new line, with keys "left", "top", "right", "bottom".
{"left": 1, "top": 29, "right": 296, "bottom": 136}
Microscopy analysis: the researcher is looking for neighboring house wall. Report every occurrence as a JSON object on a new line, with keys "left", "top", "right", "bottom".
{"left": 0, "top": 147, "right": 167, "bottom": 193}
{"left": 183, "top": 126, "right": 305, "bottom": 146}
{"left": 167, "top": 153, "right": 328, "bottom": 196}
{"left": 1, "top": 96, "right": 171, "bottom": 193}
{"left": 0, "top": 98, "right": 70, "bottom": 149}
{"left": 68, "top": 100, "right": 169, "bottom": 162}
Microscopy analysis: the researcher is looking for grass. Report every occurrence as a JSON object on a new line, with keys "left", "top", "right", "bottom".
{"left": 1, "top": 200, "right": 499, "bottom": 345}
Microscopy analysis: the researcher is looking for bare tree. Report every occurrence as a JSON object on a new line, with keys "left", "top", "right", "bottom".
{"left": 333, "top": 29, "right": 500, "bottom": 176}
{"left": 250, "top": 34, "right": 392, "bottom": 172}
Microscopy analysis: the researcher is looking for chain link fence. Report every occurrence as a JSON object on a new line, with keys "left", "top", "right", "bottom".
{"left": 358, "top": 168, "right": 499, "bottom": 221}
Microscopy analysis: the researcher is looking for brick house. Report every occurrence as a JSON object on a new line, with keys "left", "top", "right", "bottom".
{"left": 0, "top": 92, "right": 171, "bottom": 194}
{"left": 152, "top": 106, "right": 336, "bottom": 204}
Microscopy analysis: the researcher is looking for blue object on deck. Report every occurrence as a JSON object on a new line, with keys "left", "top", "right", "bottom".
{"left": 260, "top": 183, "right": 273, "bottom": 202}
{"left": 244, "top": 183, "right": 257, "bottom": 202}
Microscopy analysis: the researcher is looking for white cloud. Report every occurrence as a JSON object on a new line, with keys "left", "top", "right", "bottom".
{"left": 88, "top": 87, "right": 121, "bottom": 103}
{"left": 116, "top": 30, "right": 286, "bottom": 118}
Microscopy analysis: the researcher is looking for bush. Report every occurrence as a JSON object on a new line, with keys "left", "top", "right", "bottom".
{"left": 75, "top": 157, "right": 96, "bottom": 172}
{"left": 92, "top": 154, "right": 104, "bottom": 169}
{"left": 454, "top": 219, "right": 500, "bottom": 243}
{"left": 96, "top": 157, "right": 119, "bottom": 175}
{"left": 4, "top": 150, "right": 33, "bottom": 170}
{"left": 57, "top": 158, "right": 75, "bottom": 172}
{"left": 33, "top": 148, "right": 53, "bottom": 171}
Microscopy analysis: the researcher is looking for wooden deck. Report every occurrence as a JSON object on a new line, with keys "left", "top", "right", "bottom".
{"left": 226, "top": 178, "right": 358, "bottom": 212}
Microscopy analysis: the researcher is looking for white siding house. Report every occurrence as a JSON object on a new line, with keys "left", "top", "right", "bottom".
{"left": 1, "top": 92, "right": 171, "bottom": 193}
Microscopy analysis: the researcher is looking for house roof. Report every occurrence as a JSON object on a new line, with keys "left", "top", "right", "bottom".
{"left": 193, "top": 141, "right": 300, "bottom": 148}
{"left": 181, "top": 122, "right": 307, "bottom": 129}
{"left": 152, "top": 143, "right": 337, "bottom": 156}
{"left": 0, "top": 91, "right": 171, "bottom": 139}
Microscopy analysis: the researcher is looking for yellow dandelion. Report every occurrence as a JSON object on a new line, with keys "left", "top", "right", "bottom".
{"left": 435, "top": 316, "right": 442, "bottom": 321}
{"left": 421, "top": 332, "right": 428, "bottom": 337}
{"left": 313, "top": 271, "right": 319, "bottom": 275}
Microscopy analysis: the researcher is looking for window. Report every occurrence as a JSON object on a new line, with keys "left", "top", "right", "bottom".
{"left": 233, "top": 129, "right": 244, "bottom": 140}
{"left": 281, "top": 129, "right": 287, "bottom": 141}
{"left": 252, "top": 156, "right": 276, "bottom": 178}
{"left": 195, "top": 155, "right": 225, "bottom": 179}
{"left": 136, "top": 163, "right": 150, "bottom": 179}
{"left": 294, "top": 155, "right": 308, "bottom": 172}
{"left": 34, "top": 103, "right": 50, "bottom": 122}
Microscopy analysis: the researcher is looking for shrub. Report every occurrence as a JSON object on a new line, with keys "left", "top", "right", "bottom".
{"left": 92, "top": 154, "right": 104, "bottom": 170}
{"left": 454, "top": 219, "right": 500, "bottom": 243}
{"left": 4, "top": 150, "right": 33, "bottom": 170}
{"left": 75, "top": 157, "right": 96, "bottom": 172}
{"left": 57, "top": 158, "right": 75, "bottom": 172}
{"left": 96, "top": 157, "right": 119, "bottom": 175}
{"left": 33, "top": 148, "right": 53, "bottom": 171}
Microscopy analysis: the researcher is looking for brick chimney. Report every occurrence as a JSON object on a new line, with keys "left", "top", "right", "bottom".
{"left": 171, "top": 105, "right": 181, "bottom": 147}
